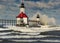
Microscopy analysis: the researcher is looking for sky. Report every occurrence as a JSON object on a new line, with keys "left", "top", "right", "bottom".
{"left": 0, "top": 0, "right": 60, "bottom": 25}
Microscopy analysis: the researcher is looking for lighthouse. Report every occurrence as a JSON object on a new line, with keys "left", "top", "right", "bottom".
{"left": 16, "top": 0, "right": 28, "bottom": 26}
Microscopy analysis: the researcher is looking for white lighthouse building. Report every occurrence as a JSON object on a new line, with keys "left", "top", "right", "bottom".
{"left": 16, "top": 1, "right": 28, "bottom": 26}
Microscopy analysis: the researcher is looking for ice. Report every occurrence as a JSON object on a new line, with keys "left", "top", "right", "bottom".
{"left": 0, "top": 32, "right": 12, "bottom": 35}
{"left": 0, "top": 26, "right": 60, "bottom": 43}
{"left": 40, "top": 40, "right": 60, "bottom": 42}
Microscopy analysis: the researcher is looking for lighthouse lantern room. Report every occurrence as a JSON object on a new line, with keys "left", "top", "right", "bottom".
{"left": 16, "top": 0, "right": 28, "bottom": 26}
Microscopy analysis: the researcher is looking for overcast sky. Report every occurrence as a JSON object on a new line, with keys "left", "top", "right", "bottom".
{"left": 0, "top": 0, "right": 60, "bottom": 25}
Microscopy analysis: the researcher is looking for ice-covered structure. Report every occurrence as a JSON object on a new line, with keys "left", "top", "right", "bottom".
{"left": 16, "top": 0, "right": 51, "bottom": 27}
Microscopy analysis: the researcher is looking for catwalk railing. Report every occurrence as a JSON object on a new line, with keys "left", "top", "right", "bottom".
{"left": 0, "top": 19, "right": 17, "bottom": 26}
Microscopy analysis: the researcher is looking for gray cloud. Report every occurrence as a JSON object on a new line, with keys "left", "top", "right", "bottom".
{"left": 0, "top": 0, "right": 60, "bottom": 24}
{"left": 0, "top": 5, "right": 6, "bottom": 9}
{"left": 25, "top": 0, "right": 60, "bottom": 9}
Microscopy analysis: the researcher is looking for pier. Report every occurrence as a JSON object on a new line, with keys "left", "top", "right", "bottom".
{"left": 0, "top": 19, "right": 16, "bottom": 26}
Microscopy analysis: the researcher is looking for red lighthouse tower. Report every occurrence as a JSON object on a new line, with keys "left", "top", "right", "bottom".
{"left": 16, "top": 0, "right": 28, "bottom": 26}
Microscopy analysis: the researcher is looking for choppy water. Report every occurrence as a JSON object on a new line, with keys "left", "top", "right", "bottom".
{"left": 0, "top": 28, "right": 60, "bottom": 43}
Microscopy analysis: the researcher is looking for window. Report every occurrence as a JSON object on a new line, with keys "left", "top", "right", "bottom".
{"left": 20, "top": 18, "right": 24, "bottom": 24}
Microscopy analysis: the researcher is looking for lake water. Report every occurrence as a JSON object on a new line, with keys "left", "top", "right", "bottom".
{"left": 0, "top": 28, "right": 60, "bottom": 43}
